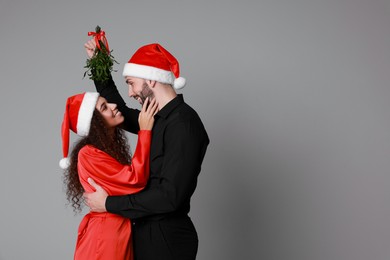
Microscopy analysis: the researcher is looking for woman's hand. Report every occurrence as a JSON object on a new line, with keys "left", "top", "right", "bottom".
{"left": 138, "top": 97, "right": 158, "bottom": 130}
{"left": 84, "top": 39, "right": 96, "bottom": 59}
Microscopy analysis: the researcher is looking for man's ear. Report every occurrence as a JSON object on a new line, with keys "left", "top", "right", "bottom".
{"left": 146, "top": 80, "right": 156, "bottom": 88}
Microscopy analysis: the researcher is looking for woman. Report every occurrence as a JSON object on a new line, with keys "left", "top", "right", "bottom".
{"left": 59, "top": 92, "right": 157, "bottom": 259}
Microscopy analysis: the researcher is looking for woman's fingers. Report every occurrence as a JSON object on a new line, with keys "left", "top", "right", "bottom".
{"left": 141, "top": 97, "right": 158, "bottom": 119}
{"left": 146, "top": 98, "right": 158, "bottom": 115}
{"left": 146, "top": 98, "right": 155, "bottom": 113}
{"left": 141, "top": 97, "right": 150, "bottom": 112}
{"left": 150, "top": 99, "right": 158, "bottom": 115}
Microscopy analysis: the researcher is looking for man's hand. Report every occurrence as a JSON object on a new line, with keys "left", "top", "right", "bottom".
{"left": 84, "top": 39, "right": 96, "bottom": 59}
{"left": 83, "top": 178, "right": 108, "bottom": 212}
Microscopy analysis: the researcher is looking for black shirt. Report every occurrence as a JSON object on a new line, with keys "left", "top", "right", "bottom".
{"left": 95, "top": 77, "right": 209, "bottom": 220}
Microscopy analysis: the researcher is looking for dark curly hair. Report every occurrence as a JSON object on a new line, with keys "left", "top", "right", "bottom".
{"left": 63, "top": 109, "right": 131, "bottom": 213}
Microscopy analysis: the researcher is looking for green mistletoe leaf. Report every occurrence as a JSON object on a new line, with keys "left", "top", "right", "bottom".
{"left": 83, "top": 26, "right": 119, "bottom": 83}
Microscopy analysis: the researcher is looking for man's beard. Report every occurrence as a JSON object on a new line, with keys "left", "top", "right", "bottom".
{"left": 138, "top": 83, "right": 154, "bottom": 104}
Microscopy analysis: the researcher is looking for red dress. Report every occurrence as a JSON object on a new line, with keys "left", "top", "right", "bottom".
{"left": 74, "top": 130, "right": 151, "bottom": 260}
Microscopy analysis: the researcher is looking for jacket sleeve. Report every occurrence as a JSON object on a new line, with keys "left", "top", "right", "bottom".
{"left": 106, "top": 121, "right": 209, "bottom": 218}
{"left": 78, "top": 130, "right": 152, "bottom": 195}
{"left": 94, "top": 75, "right": 140, "bottom": 134}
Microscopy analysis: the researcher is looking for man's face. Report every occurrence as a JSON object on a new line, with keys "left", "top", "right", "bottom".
{"left": 125, "top": 76, "right": 154, "bottom": 105}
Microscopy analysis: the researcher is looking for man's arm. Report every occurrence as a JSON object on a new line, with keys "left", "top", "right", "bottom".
{"left": 106, "top": 120, "right": 209, "bottom": 219}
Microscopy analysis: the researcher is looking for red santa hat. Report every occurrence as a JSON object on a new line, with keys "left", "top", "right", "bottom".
{"left": 59, "top": 92, "right": 100, "bottom": 169}
{"left": 122, "top": 43, "right": 186, "bottom": 90}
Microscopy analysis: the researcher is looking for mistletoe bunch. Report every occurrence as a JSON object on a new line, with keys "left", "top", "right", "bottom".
{"left": 84, "top": 26, "right": 118, "bottom": 83}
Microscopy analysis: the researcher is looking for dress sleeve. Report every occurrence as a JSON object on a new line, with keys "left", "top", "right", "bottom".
{"left": 78, "top": 130, "right": 152, "bottom": 195}
{"left": 124, "top": 130, "right": 152, "bottom": 187}
{"left": 93, "top": 75, "right": 140, "bottom": 134}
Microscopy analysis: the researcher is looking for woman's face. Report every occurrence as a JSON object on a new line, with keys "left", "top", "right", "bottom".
{"left": 95, "top": 97, "right": 124, "bottom": 128}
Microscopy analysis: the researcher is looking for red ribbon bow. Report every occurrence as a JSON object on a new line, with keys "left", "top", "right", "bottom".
{"left": 88, "top": 30, "right": 110, "bottom": 54}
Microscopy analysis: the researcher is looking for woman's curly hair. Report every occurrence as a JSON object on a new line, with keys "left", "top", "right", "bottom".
{"left": 63, "top": 109, "right": 131, "bottom": 213}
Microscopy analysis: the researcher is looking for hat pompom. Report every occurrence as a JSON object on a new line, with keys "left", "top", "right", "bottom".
{"left": 59, "top": 158, "right": 70, "bottom": 169}
{"left": 174, "top": 77, "right": 186, "bottom": 90}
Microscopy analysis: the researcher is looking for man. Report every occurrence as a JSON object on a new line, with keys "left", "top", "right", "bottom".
{"left": 83, "top": 41, "right": 209, "bottom": 260}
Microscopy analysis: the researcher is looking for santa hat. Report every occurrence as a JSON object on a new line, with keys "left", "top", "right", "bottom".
{"left": 122, "top": 43, "right": 186, "bottom": 90}
{"left": 59, "top": 92, "right": 100, "bottom": 169}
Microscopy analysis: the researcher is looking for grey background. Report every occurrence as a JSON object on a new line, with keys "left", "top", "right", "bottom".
{"left": 0, "top": 0, "right": 389, "bottom": 259}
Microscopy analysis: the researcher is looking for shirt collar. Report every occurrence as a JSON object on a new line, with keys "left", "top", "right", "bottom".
{"left": 156, "top": 94, "right": 184, "bottom": 119}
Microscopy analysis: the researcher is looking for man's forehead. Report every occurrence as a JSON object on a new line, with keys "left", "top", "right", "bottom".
{"left": 125, "top": 76, "right": 134, "bottom": 84}
{"left": 125, "top": 76, "right": 145, "bottom": 85}
{"left": 125, "top": 76, "right": 139, "bottom": 81}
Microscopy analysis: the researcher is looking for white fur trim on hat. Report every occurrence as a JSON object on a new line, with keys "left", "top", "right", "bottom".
{"left": 173, "top": 77, "right": 186, "bottom": 89}
{"left": 59, "top": 157, "right": 70, "bottom": 169}
{"left": 123, "top": 63, "right": 175, "bottom": 85}
{"left": 77, "top": 92, "right": 99, "bottom": 136}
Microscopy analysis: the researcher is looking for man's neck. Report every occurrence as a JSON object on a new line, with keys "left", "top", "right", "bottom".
{"left": 157, "top": 93, "right": 177, "bottom": 110}
{"left": 154, "top": 84, "right": 178, "bottom": 110}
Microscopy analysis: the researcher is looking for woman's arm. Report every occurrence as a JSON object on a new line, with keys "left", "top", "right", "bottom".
{"left": 78, "top": 131, "right": 151, "bottom": 196}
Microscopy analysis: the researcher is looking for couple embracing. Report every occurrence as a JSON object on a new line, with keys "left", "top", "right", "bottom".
{"left": 60, "top": 38, "right": 209, "bottom": 260}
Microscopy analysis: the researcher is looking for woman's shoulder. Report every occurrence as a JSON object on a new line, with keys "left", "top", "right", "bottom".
{"left": 78, "top": 145, "right": 120, "bottom": 170}
{"left": 78, "top": 145, "right": 123, "bottom": 173}
{"left": 79, "top": 144, "right": 99, "bottom": 154}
